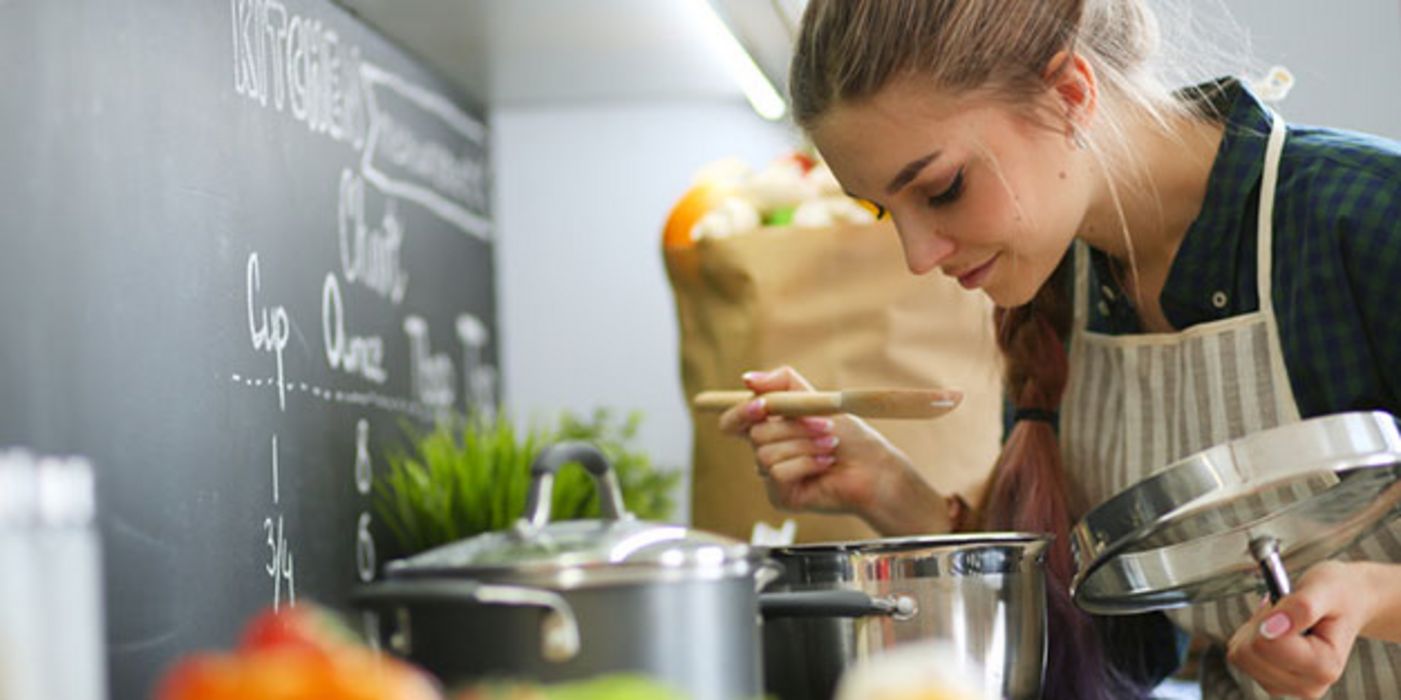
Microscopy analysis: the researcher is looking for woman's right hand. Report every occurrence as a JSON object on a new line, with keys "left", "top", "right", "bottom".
{"left": 717, "top": 366, "right": 949, "bottom": 535}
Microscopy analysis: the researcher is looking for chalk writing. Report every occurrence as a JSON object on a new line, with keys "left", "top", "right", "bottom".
{"left": 360, "top": 62, "right": 490, "bottom": 239}
{"left": 264, "top": 435, "right": 296, "bottom": 609}
{"left": 338, "top": 169, "right": 408, "bottom": 304}
{"left": 352, "top": 419, "right": 376, "bottom": 582}
{"left": 231, "top": 0, "right": 366, "bottom": 148}
{"left": 403, "top": 315, "right": 455, "bottom": 412}
{"left": 355, "top": 512, "right": 375, "bottom": 583}
{"left": 230, "top": 374, "right": 433, "bottom": 421}
{"left": 353, "top": 419, "right": 372, "bottom": 495}
{"left": 322, "top": 274, "right": 387, "bottom": 384}
{"left": 246, "top": 253, "right": 289, "bottom": 411}
{"left": 455, "top": 314, "right": 498, "bottom": 421}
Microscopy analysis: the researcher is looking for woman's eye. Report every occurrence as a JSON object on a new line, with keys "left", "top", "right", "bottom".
{"left": 927, "top": 168, "right": 965, "bottom": 208}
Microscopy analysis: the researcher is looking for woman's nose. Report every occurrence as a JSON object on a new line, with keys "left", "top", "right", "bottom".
{"left": 893, "top": 217, "right": 956, "bottom": 275}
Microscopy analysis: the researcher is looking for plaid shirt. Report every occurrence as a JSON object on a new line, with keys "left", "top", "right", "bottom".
{"left": 1085, "top": 79, "right": 1401, "bottom": 420}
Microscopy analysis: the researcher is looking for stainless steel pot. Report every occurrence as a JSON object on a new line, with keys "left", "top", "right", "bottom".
{"left": 760, "top": 534, "right": 1050, "bottom": 700}
{"left": 354, "top": 442, "right": 767, "bottom": 700}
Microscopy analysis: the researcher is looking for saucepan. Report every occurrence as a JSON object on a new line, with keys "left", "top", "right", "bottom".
{"left": 760, "top": 533, "right": 1051, "bottom": 700}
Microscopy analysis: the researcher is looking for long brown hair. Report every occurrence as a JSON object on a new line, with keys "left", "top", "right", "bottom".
{"left": 791, "top": 1, "right": 1195, "bottom": 697}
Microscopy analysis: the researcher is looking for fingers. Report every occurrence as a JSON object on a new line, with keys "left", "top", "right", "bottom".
{"left": 1227, "top": 617, "right": 1327, "bottom": 696}
{"left": 743, "top": 365, "right": 816, "bottom": 393}
{"left": 717, "top": 396, "right": 770, "bottom": 435}
{"left": 718, "top": 366, "right": 819, "bottom": 436}
{"left": 756, "top": 436, "right": 838, "bottom": 474}
{"left": 751, "top": 416, "right": 833, "bottom": 444}
{"left": 1226, "top": 562, "right": 1360, "bottom": 698}
{"left": 753, "top": 418, "right": 839, "bottom": 480}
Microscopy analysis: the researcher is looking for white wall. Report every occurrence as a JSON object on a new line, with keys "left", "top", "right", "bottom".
{"left": 1185, "top": 0, "right": 1401, "bottom": 139}
{"left": 492, "top": 100, "right": 795, "bottom": 522}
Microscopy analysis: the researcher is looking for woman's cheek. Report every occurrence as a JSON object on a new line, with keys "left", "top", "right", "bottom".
{"left": 964, "top": 176, "right": 1019, "bottom": 247}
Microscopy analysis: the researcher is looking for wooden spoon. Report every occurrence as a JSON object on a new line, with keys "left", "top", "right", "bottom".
{"left": 692, "top": 388, "right": 962, "bottom": 420}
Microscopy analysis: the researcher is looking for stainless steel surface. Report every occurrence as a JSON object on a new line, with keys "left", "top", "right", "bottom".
{"left": 359, "top": 442, "right": 766, "bottom": 700}
{"left": 364, "top": 577, "right": 762, "bottom": 700}
{"left": 761, "top": 533, "right": 1050, "bottom": 700}
{"left": 1072, "top": 411, "right": 1401, "bottom": 614}
{"left": 1249, "top": 536, "right": 1291, "bottom": 603}
{"left": 353, "top": 579, "right": 581, "bottom": 662}
{"left": 519, "top": 441, "right": 630, "bottom": 529}
{"left": 759, "top": 590, "right": 917, "bottom": 619}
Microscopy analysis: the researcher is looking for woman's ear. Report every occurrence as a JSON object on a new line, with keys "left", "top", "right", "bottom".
{"left": 1043, "top": 50, "right": 1099, "bottom": 136}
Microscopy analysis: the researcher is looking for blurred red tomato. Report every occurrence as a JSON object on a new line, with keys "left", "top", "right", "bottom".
{"left": 156, "top": 605, "right": 440, "bottom": 700}
{"left": 239, "top": 605, "right": 346, "bottom": 654}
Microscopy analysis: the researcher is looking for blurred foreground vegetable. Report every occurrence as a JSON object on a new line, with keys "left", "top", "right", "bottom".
{"left": 452, "top": 674, "right": 687, "bottom": 700}
{"left": 155, "top": 604, "right": 440, "bottom": 700}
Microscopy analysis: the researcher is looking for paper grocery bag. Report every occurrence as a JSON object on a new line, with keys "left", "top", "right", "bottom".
{"left": 665, "top": 221, "right": 1004, "bottom": 543}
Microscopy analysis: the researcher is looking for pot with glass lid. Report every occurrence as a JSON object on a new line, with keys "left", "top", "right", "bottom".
{"left": 353, "top": 441, "right": 769, "bottom": 700}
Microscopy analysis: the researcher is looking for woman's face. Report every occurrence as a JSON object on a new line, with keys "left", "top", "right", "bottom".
{"left": 810, "top": 77, "right": 1094, "bottom": 307}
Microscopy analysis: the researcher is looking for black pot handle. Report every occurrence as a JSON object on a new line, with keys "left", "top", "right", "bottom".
{"left": 760, "top": 590, "right": 918, "bottom": 620}
{"left": 351, "top": 579, "right": 580, "bottom": 663}
{"left": 519, "top": 441, "right": 631, "bottom": 530}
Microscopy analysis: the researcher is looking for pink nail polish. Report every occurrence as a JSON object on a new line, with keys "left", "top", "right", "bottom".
{"left": 1259, "top": 613, "right": 1291, "bottom": 640}
{"left": 800, "top": 417, "right": 834, "bottom": 434}
{"left": 814, "top": 435, "right": 839, "bottom": 451}
{"left": 742, "top": 371, "right": 762, "bottom": 383}
{"left": 814, "top": 455, "right": 836, "bottom": 469}
{"left": 744, "top": 399, "right": 767, "bottom": 419}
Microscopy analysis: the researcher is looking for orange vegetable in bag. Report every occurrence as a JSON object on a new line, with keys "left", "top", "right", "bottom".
{"left": 662, "top": 181, "right": 727, "bottom": 249}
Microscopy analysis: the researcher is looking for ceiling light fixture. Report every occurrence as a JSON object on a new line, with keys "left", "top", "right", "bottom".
{"left": 685, "top": 0, "right": 788, "bottom": 121}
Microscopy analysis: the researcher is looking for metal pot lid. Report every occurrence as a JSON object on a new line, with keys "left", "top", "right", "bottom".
{"left": 384, "top": 441, "right": 758, "bottom": 588}
{"left": 1071, "top": 411, "right": 1401, "bottom": 615}
{"left": 386, "top": 517, "right": 757, "bottom": 586}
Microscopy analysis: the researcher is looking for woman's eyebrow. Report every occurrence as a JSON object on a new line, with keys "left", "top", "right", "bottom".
{"left": 885, "top": 151, "right": 942, "bottom": 195}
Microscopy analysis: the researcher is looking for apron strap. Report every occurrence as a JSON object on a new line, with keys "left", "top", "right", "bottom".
{"left": 1072, "top": 110, "right": 1286, "bottom": 330}
{"left": 1257, "top": 110, "right": 1287, "bottom": 312}
{"left": 1072, "top": 240, "right": 1090, "bottom": 331}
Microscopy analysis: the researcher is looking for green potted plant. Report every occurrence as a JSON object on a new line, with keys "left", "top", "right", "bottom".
{"left": 375, "top": 408, "right": 681, "bottom": 557}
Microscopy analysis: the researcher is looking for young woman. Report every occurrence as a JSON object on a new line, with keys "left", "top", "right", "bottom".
{"left": 718, "top": 1, "right": 1401, "bottom": 698}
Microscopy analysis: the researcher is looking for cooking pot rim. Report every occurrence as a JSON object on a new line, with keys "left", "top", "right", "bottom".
{"left": 763, "top": 531, "right": 1051, "bottom": 556}
{"left": 385, "top": 552, "right": 771, "bottom": 590}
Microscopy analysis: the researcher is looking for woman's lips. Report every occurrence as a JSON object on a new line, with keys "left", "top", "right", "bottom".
{"left": 956, "top": 255, "right": 998, "bottom": 290}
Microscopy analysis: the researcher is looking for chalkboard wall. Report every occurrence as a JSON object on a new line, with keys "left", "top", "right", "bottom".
{"left": 0, "top": 1, "right": 496, "bottom": 697}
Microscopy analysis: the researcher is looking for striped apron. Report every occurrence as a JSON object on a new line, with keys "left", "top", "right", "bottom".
{"left": 1061, "top": 110, "right": 1401, "bottom": 698}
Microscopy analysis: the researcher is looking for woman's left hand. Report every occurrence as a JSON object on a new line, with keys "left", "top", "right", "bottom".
{"left": 1226, "top": 560, "right": 1376, "bottom": 699}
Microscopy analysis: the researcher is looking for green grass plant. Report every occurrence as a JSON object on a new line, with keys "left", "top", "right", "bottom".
{"left": 375, "top": 409, "right": 681, "bottom": 557}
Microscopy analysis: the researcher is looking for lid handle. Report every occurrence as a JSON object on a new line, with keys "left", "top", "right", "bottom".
{"left": 519, "top": 441, "right": 632, "bottom": 531}
{"left": 1250, "top": 535, "right": 1292, "bottom": 603}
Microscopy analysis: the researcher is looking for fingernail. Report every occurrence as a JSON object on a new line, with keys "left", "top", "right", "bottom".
{"left": 814, "top": 455, "right": 836, "bottom": 469}
{"left": 1260, "top": 612, "right": 1291, "bottom": 640}
{"left": 800, "top": 417, "right": 834, "bottom": 435}
{"left": 744, "top": 399, "right": 767, "bottom": 419}
{"left": 742, "top": 371, "right": 761, "bottom": 383}
{"left": 814, "top": 435, "right": 839, "bottom": 451}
